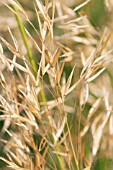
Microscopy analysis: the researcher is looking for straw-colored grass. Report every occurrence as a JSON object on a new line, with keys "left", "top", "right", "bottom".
{"left": 0, "top": 0, "right": 113, "bottom": 169}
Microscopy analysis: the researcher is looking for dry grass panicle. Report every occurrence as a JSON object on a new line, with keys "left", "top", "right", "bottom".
{"left": 0, "top": 0, "right": 113, "bottom": 170}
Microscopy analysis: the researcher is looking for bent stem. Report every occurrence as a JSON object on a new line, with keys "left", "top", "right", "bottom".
{"left": 13, "top": 5, "right": 46, "bottom": 102}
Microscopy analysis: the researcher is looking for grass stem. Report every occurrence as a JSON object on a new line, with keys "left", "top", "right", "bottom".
{"left": 13, "top": 6, "right": 46, "bottom": 102}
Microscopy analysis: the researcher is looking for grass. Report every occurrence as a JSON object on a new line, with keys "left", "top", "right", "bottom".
{"left": 0, "top": 0, "right": 113, "bottom": 169}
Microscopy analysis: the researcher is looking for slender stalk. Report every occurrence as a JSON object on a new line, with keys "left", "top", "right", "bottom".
{"left": 13, "top": 5, "right": 66, "bottom": 170}
{"left": 13, "top": 6, "right": 46, "bottom": 102}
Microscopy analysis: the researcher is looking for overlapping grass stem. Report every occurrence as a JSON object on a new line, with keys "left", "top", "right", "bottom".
{"left": 0, "top": 0, "right": 113, "bottom": 170}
